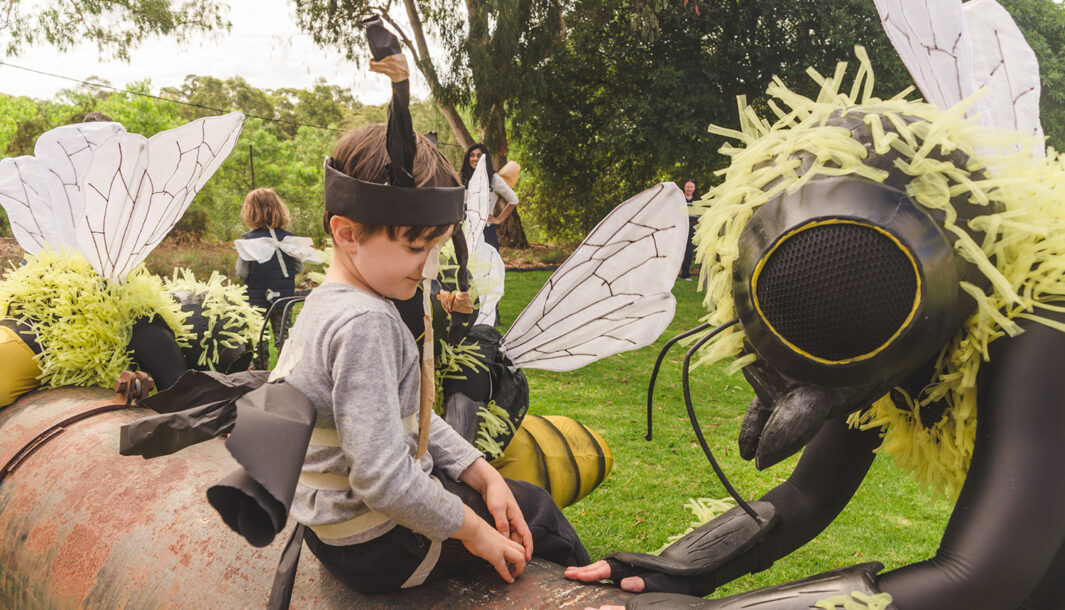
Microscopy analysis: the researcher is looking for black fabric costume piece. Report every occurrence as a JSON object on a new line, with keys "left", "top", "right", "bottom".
{"left": 323, "top": 159, "right": 464, "bottom": 226}
{"left": 302, "top": 472, "right": 589, "bottom": 594}
{"left": 440, "top": 324, "right": 529, "bottom": 450}
{"left": 119, "top": 369, "right": 315, "bottom": 548}
{"left": 267, "top": 524, "right": 306, "bottom": 610}
{"left": 169, "top": 291, "right": 255, "bottom": 374}
{"left": 385, "top": 78, "right": 416, "bottom": 188}
{"left": 0, "top": 317, "right": 41, "bottom": 354}
{"left": 241, "top": 227, "right": 298, "bottom": 308}
{"left": 625, "top": 563, "right": 891, "bottom": 609}
{"left": 128, "top": 316, "right": 188, "bottom": 391}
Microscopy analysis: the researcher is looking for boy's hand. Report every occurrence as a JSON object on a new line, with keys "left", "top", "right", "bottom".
{"left": 455, "top": 505, "right": 527, "bottom": 583}
{"left": 460, "top": 458, "right": 534, "bottom": 559}
{"left": 483, "top": 475, "right": 534, "bottom": 559}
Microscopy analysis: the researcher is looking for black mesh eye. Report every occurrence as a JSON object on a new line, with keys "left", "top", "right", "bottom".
{"left": 754, "top": 223, "right": 918, "bottom": 362}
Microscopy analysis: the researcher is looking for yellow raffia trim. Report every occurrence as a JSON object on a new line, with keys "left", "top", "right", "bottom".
{"left": 475, "top": 401, "right": 515, "bottom": 460}
{"left": 163, "top": 268, "right": 264, "bottom": 369}
{"left": 691, "top": 48, "right": 1065, "bottom": 498}
{"left": 0, "top": 249, "right": 190, "bottom": 388}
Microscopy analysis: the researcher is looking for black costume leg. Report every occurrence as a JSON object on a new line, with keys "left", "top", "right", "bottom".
{"left": 128, "top": 317, "right": 188, "bottom": 391}
{"left": 877, "top": 315, "right": 1065, "bottom": 609}
{"left": 304, "top": 473, "right": 588, "bottom": 594}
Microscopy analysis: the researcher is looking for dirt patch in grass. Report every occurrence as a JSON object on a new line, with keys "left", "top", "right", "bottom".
{"left": 0, "top": 238, "right": 23, "bottom": 278}
{"left": 499, "top": 243, "right": 575, "bottom": 270}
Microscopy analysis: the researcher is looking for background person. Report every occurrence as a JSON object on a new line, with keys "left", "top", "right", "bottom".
{"left": 234, "top": 187, "right": 321, "bottom": 349}
{"left": 460, "top": 143, "right": 519, "bottom": 250}
{"left": 678, "top": 178, "right": 698, "bottom": 280}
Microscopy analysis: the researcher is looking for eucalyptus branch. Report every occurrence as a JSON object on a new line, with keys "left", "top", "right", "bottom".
{"left": 67, "top": 0, "right": 87, "bottom": 25}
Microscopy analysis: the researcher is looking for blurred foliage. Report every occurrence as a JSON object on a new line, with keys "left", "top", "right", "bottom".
{"left": 2, "top": 0, "right": 229, "bottom": 61}
{"left": 0, "top": 77, "right": 461, "bottom": 241}
{"left": 2, "top": 1, "right": 1063, "bottom": 245}
{"left": 511, "top": 0, "right": 1065, "bottom": 239}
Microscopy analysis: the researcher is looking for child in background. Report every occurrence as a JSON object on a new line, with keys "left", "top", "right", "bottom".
{"left": 272, "top": 36, "right": 587, "bottom": 595}
{"left": 234, "top": 188, "right": 321, "bottom": 348}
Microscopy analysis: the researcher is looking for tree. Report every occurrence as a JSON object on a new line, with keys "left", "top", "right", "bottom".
{"left": 1, "top": 76, "right": 469, "bottom": 241}
{"left": 512, "top": 0, "right": 1065, "bottom": 240}
{"left": 291, "top": 0, "right": 565, "bottom": 247}
{"left": 0, "top": 1, "right": 229, "bottom": 60}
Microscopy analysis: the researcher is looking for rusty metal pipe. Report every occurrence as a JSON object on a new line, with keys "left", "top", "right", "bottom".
{"left": 0, "top": 387, "right": 629, "bottom": 608}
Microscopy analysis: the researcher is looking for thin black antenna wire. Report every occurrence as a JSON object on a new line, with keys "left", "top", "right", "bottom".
{"left": 681, "top": 318, "right": 762, "bottom": 522}
{"left": 645, "top": 321, "right": 712, "bottom": 440}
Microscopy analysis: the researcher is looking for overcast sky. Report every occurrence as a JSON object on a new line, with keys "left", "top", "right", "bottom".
{"left": 0, "top": 0, "right": 432, "bottom": 105}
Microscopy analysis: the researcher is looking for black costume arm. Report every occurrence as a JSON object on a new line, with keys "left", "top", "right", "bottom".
{"left": 878, "top": 312, "right": 1065, "bottom": 609}
{"left": 606, "top": 415, "right": 880, "bottom": 595}
{"left": 755, "top": 414, "right": 881, "bottom": 565}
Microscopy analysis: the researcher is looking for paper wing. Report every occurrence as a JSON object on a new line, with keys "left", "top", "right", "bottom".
{"left": 464, "top": 158, "right": 490, "bottom": 252}
{"left": 76, "top": 112, "right": 244, "bottom": 282}
{"left": 962, "top": 0, "right": 1044, "bottom": 150}
{"left": 502, "top": 182, "right": 687, "bottom": 372}
{"left": 0, "top": 157, "right": 55, "bottom": 254}
{"left": 0, "top": 122, "right": 126, "bottom": 253}
{"left": 874, "top": 0, "right": 983, "bottom": 117}
{"left": 473, "top": 242, "right": 506, "bottom": 326}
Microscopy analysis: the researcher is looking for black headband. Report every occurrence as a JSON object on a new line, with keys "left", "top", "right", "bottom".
{"left": 323, "top": 157, "right": 465, "bottom": 226}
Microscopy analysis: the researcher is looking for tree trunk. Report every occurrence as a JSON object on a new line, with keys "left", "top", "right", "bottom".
{"left": 396, "top": 0, "right": 475, "bottom": 149}
{"left": 498, "top": 212, "right": 529, "bottom": 249}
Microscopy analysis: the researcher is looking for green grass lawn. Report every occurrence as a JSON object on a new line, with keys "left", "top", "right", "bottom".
{"left": 498, "top": 270, "right": 952, "bottom": 596}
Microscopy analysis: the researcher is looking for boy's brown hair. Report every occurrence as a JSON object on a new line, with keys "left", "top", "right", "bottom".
{"left": 242, "top": 188, "right": 292, "bottom": 230}
{"left": 325, "top": 124, "right": 462, "bottom": 243}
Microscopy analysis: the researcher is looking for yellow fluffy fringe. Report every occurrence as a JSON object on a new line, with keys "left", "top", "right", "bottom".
{"left": 164, "top": 268, "right": 264, "bottom": 369}
{"left": 692, "top": 48, "right": 1065, "bottom": 498}
{"left": 0, "top": 250, "right": 190, "bottom": 388}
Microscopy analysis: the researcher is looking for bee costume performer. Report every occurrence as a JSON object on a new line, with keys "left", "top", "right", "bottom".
{"left": 570, "top": 0, "right": 1065, "bottom": 607}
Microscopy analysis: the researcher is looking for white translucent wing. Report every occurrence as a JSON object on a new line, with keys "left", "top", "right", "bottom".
{"left": 474, "top": 242, "right": 505, "bottom": 326}
{"left": 277, "top": 236, "right": 325, "bottom": 264}
{"left": 76, "top": 112, "right": 245, "bottom": 281}
{"left": 502, "top": 182, "right": 687, "bottom": 371}
{"left": 0, "top": 157, "right": 55, "bottom": 253}
{"left": 234, "top": 237, "right": 280, "bottom": 263}
{"left": 464, "top": 158, "right": 490, "bottom": 252}
{"left": 875, "top": 0, "right": 981, "bottom": 116}
{"left": 33, "top": 122, "right": 128, "bottom": 249}
{"left": 0, "top": 122, "right": 126, "bottom": 253}
{"left": 962, "top": 0, "right": 1044, "bottom": 151}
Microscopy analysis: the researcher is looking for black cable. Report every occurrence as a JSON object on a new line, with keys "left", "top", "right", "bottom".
{"left": 645, "top": 321, "right": 712, "bottom": 441}
{"left": 680, "top": 317, "right": 763, "bottom": 522}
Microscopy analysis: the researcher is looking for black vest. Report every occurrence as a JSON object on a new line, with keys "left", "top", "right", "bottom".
{"left": 241, "top": 228, "right": 298, "bottom": 308}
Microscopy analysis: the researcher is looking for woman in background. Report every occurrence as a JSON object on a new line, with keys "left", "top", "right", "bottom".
{"left": 460, "top": 144, "right": 519, "bottom": 250}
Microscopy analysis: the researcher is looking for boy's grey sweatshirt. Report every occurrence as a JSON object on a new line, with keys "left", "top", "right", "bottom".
{"left": 281, "top": 282, "right": 483, "bottom": 545}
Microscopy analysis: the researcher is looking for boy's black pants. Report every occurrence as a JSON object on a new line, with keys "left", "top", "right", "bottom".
{"left": 303, "top": 473, "right": 590, "bottom": 593}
